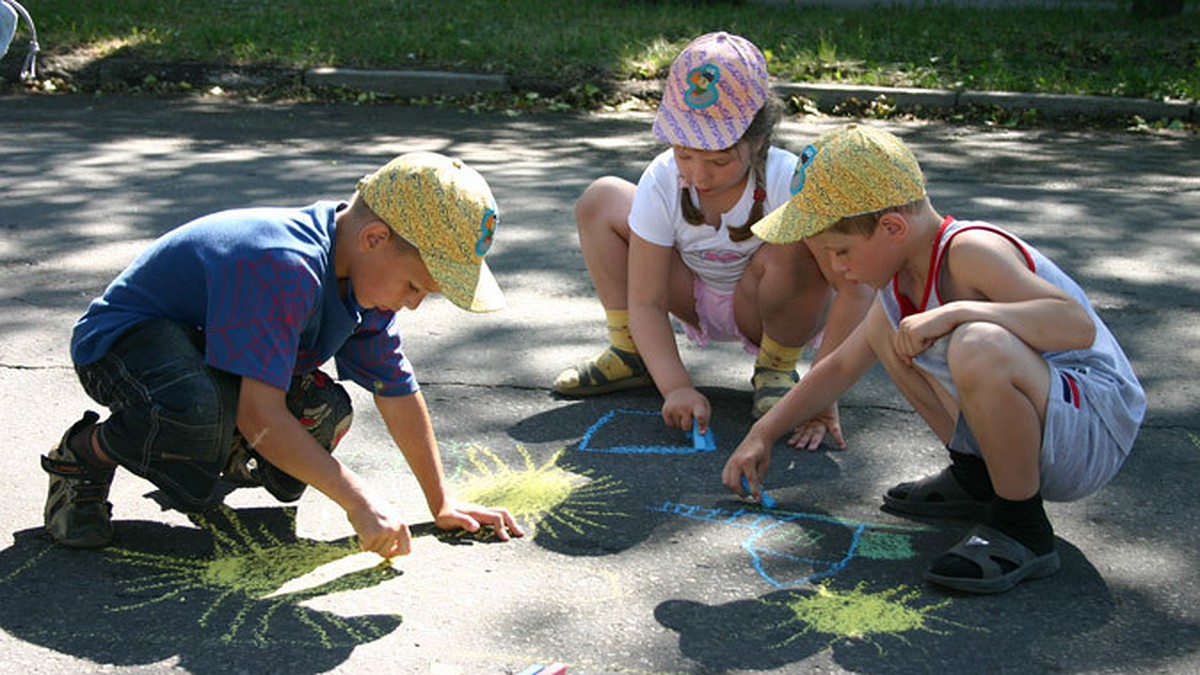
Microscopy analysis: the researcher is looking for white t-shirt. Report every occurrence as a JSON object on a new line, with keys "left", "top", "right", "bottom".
{"left": 628, "top": 146, "right": 798, "bottom": 293}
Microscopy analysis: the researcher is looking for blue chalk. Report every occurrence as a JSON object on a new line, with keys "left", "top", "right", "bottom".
{"left": 691, "top": 419, "right": 716, "bottom": 451}
{"left": 741, "top": 475, "right": 777, "bottom": 508}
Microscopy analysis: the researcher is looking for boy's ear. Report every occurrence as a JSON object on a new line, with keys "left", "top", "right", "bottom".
{"left": 359, "top": 220, "right": 393, "bottom": 251}
{"left": 878, "top": 212, "right": 908, "bottom": 239}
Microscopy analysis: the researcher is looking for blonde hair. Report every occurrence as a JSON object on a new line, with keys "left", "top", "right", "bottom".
{"left": 679, "top": 96, "right": 784, "bottom": 243}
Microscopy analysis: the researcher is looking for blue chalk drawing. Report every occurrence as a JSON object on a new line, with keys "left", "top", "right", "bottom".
{"left": 652, "top": 501, "right": 925, "bottom": 589}
{"left": 578, "top": 409, "right": 716, "bottom": 455}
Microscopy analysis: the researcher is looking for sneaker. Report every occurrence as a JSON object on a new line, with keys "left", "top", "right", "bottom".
{"left": 223, "top": 437, "right": 324, "bottom": 503}
{"left": 41, "top": 411, "right": 115, "bottom": 548}
{"left": 221, "top": 439, "right": 259, "bottom": 487}
{"left": 751, "top": 366, "right": 799, "bottom": 419}
{"left": 553, "top": 346, "right": 653, "bottom": 397}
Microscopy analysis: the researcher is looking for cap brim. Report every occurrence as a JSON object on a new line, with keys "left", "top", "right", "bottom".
{"left": 468, "top": 260, "right": 506, "bottom": 312}
{"left": 752, "top": 199, "right": 835, "bottom": 243}
{"left": 425, "top": 256, "right": 506, "bottom": 313}
{"left": 652, "top": 111, "right": 755, "bottom": 152}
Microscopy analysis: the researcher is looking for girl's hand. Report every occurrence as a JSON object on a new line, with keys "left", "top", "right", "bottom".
{"left": 786, "top": 402, "right": 846, "bottom": 451}
{"left": 662, "top": 387, "right": 710, "bottom": 432}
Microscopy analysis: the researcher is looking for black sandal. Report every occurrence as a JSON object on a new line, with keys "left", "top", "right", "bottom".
{"left": 925, "top": 525, "right": 1060, "bottom": 594}
{"left": 882, "top": 466, "right": 993, "bottom": 521}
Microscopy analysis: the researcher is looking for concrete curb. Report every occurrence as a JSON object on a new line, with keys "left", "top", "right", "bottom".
{"left": 305, "top": 67, "right": 1196, "bottom": 122}
{"left": 775, "top": 81, "right": 1198, "bottom": 122}
{"left": 47, "top": 56, "right": 1196, "bottom": 123}
{"left": 304, "top": 67, "right": 510, "bottom": 97}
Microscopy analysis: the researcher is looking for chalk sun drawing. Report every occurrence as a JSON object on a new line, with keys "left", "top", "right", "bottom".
{"left": 652, "top": 501, "right": 926, "bottom": 588}
{"left": 452, "top": 443, "right": 628, "bottom": 538}
{"left": 104, "top": 506, "right": 401, "bottom": 648}
{"left": 765, "top": 582, "right": 979, "bottom": 652}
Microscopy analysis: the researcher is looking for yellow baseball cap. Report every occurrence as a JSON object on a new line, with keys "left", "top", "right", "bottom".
{"left": 751, "top": 124, "right": 926, "bottom": 243}
{"left": 357, "top": 152, "right": 505, "bottom": 312}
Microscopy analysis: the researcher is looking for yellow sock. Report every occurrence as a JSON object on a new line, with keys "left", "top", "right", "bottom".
{"left": 756, "top": 334, "right": 803, "bottom": 372}
{"left": 606, "top": 309, "right": 637, "bottom": 353}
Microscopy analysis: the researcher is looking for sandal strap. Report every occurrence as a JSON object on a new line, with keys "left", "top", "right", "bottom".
{"left": 573, "top": 347, "right": 645, "bottom": 388}
{"left": 752, "top": 367, "right": 798, "bottom": 394}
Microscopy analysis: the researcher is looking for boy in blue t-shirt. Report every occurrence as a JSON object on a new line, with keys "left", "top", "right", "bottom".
{"left": 44, "top": 152, "right": 523, "bottom": 558}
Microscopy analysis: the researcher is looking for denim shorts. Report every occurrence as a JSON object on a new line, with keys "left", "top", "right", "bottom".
{"left": 76, "top": 319, "right": 351, "bottom": 510}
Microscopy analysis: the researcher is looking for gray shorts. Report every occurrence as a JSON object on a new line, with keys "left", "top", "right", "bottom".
{"left": 951, "top": 363, "right": 1131, "bottom": 502}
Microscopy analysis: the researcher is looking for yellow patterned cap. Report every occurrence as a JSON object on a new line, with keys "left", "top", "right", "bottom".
{"left": 357, "top": 152, "right": 504, "bottom": 312}
{"left": 752, "top": 124, "right": 926, "bottom": 242}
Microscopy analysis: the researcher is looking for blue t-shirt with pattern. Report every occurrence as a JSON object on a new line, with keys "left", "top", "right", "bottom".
{"left": 71, "top": 201, "right": 417, "bottom": 396}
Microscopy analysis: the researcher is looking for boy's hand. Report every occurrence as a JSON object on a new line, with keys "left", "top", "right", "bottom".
{"left": 786, "top": 403, "right": 846, "bottom": 451}
{"left": 435, "top": 500, "right": 525, "bottom": 541}
{"left": 722, "top": 433, "right": 772, "bottom": 499}
{"left": 347, "top": 501, "right": 412, "bottom": 559}
{"left": 894, "top": 307, "right": 954, "bottom": 362}
{"left": 662, "top": 387, "right": 711, "bottom": 432}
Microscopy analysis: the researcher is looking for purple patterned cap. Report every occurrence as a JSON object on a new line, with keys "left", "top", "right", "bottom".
{"left": 652, "top": 32, "right": 769, "bottom": 151}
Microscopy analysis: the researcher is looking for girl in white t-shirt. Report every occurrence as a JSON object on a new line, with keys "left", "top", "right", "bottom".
{"left": 554, "top": 32, "right": 872, "bottom": 444}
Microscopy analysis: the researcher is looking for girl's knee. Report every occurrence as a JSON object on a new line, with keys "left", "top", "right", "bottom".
{"left": 752, "top": 242, "right": 827, "bottom": 292}
{"left": 575, "top": 176, "right": 634, "bottom": 227}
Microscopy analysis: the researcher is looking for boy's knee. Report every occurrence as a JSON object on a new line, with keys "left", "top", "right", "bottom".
{"left": 948, "top": 322, "right": 1020, "bottom": 385}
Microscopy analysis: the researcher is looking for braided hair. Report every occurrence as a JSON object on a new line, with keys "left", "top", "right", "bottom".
{"left": 679, "top": 96, "right": 784, "bottom": 242}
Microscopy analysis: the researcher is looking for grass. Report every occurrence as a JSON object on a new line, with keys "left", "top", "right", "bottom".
{"left": 11, "top": 0, "right": 1200, "bottom": 124}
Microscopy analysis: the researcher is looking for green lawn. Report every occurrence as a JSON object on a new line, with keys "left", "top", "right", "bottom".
{"left": 25, "top": 0, "right": 1199, "bottom": 102}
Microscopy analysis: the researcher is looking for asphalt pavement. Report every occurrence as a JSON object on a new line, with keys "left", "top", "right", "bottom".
{"left": 1, "top": 92, "right": 1198, "bottom": 674}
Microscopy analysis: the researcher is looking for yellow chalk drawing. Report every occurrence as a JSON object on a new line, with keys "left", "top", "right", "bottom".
{"left": 766, "top": 582, "right": 979, "bottom": 652}
{"left": 104, "top": 506, "right": 401, "bottom": 648}
{"left": 452, "top": 443, "right": 628, "bottom": 539}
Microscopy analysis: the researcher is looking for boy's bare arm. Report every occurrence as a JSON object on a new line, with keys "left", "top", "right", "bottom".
{"left": 374, "top": 391, "right": 524, "bottom": 539}
{"left": 238, "top": 377, "right": 410, "bottom": 558}
{"left": 899, "top": 231, "right": 1095, "bottom": 359}
{"left": 373, "top": 391, "right": 447, "bottom": 516}
{"left": 724, "top": 300, "right": 883, "bottom": 494}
